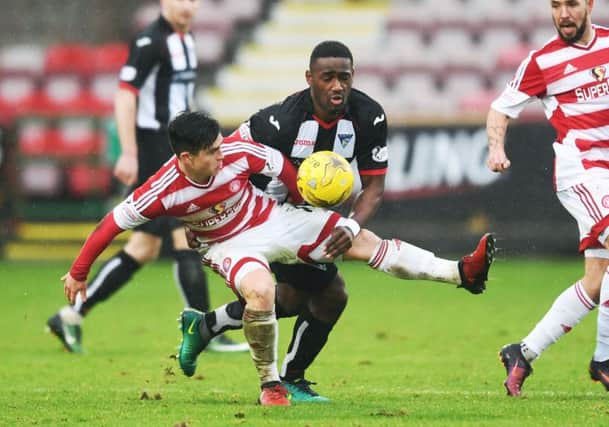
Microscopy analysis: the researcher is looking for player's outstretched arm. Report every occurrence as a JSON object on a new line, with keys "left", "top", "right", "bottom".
{"left": 486, "top": 108, "right": 511, "bottom": 172}
{"left": 63, "top": 213, "right": 125, "bottom": 303}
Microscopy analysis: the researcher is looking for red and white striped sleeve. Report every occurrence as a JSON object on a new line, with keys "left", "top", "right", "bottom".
{"left": 492, "top": 51, "right": 546, "bottom": 119}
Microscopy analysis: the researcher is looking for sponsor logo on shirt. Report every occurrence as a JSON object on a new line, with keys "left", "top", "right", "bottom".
{"left": 602, "top": 195, "right": 609, "bottom": 208}
{"left": 210, "top": 202, "right": 226, "bottom": 214}
{"left": 295, "top": 139, "right": 315, "bottom": 146}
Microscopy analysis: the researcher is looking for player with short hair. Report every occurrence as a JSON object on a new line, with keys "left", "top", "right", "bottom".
{"left": 62, "top": 111, "right": 495, "bottom": 406}
{"left": 182, "top": 40, "right": 388, "bottom": 402}
{"left": 47, "top": 0, "right": 246, "bottom": 353}
{"left": 175, "top": 39, "right": 463, "bottom": 402}
{"left": 487, "top": 0, "right": 609, "bottom": 396}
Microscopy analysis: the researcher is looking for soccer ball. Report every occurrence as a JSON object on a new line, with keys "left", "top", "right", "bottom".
{"left": 297, "top": 151, "right": 354, "bottom": 207}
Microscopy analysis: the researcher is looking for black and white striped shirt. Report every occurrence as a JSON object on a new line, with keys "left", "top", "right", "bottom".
{"left": 118, "top": 15, "right": 197, "bottom": 130}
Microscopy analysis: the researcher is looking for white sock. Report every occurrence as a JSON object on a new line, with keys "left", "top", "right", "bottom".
{"left": 594, "top": 272, "right": 609, "bottom": 362}
{"left": 523, "top": 281, "right": 596, "bottom": 358}
{"left": 368, "top": 239, "right": 460, "bottom": 284}
{"left": 59, "top": 305, "right": 83, "bottom": 325}
{"left": 243, "top": 307, "right": 279, "bottom": 385}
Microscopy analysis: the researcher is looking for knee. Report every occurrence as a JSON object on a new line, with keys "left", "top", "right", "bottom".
{"left": 309, "top": 275, "right": 348, "bottom": 322}
{"left": 240, "top": 270, "right": 276, "bottom": 311}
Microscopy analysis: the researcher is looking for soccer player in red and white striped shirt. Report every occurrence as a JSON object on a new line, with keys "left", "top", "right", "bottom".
{"left": 488, "top": 0, "right": 609, "bottom": 397}
{"left": 62, "top": 111, "right": 494, "bottom": 406}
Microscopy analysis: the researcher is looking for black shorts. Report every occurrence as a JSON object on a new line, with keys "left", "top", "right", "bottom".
{"left": 270, "top": 262, "right": 339, "bottom": 292}
{"left": 130, "top": 128, "right": 182, "bottom": 237}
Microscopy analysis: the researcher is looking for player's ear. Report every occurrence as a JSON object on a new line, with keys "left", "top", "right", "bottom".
{"left": 305, "top": 69, "right": 313, "bottom": 85}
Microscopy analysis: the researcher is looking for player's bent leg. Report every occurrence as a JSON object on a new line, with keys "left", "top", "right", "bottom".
{"left": 280, "top": 277, "right": 346, "bottom": 403}
{"left": 240, "top": 269, "right": 290, "bottom": 406}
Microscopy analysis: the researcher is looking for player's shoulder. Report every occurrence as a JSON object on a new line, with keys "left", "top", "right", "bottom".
{"left": 130, "top": 17, "right": 164, "bottom": 49}
{"left": 594, "top": 25, "right": 609, "bottom": 40}
{"left": 348, "top": 88, "right": 386, "bottom": 127}
{"left": 254, "top": 90, "right": 307, "bottom": 122}
{"left": 249, "top": 90, "right": 307, "bottom": 140}
{"left": 222, "top": 131, "right": 265, "bottom": 156}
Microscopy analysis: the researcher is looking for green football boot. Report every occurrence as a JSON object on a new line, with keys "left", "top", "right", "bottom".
{"left": 283, "top": 379, "right": 330, "bottom": 403}
{"left": 178, "top": 309, "right": 207, "bottom": 377}
{"left": 46, "top": 313, "right": 83, "bottom": 353}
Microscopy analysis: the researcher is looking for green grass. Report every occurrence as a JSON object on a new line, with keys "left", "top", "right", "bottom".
{"left": 1, "top": 257, "right": 608, "bottom": 426}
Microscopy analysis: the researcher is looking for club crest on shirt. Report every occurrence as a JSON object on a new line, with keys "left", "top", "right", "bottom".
{"left": 222, "top": 257, "right": 232, "bottom": 272}
{"left": 602, "top": 195, "right": 609, "bottom": 208}
{"left": 229, "top": 181, "right": 241, "bottom": 193}
{"left": 338, "top": 133, "right": 353, "bottom": 148}
{"left": 592, "top": 66, "right": 606, "bottom": 82}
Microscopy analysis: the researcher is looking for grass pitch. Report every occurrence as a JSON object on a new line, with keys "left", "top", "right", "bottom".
{"left": 1, "top": 256, "right": 608, "bottom": 426}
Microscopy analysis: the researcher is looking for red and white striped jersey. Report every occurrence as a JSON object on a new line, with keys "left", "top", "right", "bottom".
{"left": 115, "top": 135, "right": 295, "bottom": 243}
{"left": 69, "top": 134, "right": 301, "bottom": 281}
{"left": 492, "top": 25, "right": 609, "bottom": 191}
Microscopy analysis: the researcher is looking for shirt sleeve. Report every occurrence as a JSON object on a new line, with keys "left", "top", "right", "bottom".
{"left": 69, "top": 213, "right": 124, "bottom": 281}
{"left": 118, "top": 32, "right": 162, "bottom": 92}
{"left": 355, "top": 105, "right": 388, "bottom": 176}
{"left": 491, "top": 52, "right": 546, "bottom": 119}
{"left": 240, "top": 140, "right": 303, "bottom": 203}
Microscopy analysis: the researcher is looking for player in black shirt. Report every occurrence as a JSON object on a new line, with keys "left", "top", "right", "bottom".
{"left": 46, "top": 0, "right": 247, "bottom": 354}
{"left": 182, "top": 41, "right": 388, "bottom": 402}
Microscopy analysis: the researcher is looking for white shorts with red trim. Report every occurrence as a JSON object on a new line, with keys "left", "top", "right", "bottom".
{"left": 557, "top": 178, "right": 609, "bottom": 257}
{"left": 201, "top": 203, "right": 343, "bottom": 295}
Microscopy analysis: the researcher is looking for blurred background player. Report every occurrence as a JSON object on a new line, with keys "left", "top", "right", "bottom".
{"left": 487, "top": 0, "right": 609, "bottom": 396}
{"left": 46, "top": 0, "right": 247, "bottom": 354}
{"left": 178, "top": 40, "right": 492, "bottom": 402}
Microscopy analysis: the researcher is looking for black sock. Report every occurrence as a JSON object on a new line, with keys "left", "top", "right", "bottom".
{"left": 281, "top": 308, "right": 335, "bottom": 382}
{"left": 78, "top": 250, "right": 141, "bottom": 316}
{"left": 174, "top": 250, "right": 209, "bottom": 312}
{"left": 202, "top": 291, "right": 291, "bottom": 339}
{"left": 201, "top": 300, "right": 245, "bottom": 340}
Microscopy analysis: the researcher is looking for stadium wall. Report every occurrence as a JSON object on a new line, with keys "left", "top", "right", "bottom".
{"left": 363, "top": 121, "right": 577, "bottom": 256}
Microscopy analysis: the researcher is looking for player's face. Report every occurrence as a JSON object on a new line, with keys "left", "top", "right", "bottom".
{"left": 551, "top": 0, "right": 593, "bottom": 44}
{"left": 182, "top": 133, "right": 224, "bottom": 183}
{"left": 161, "top": 0, "right": 200, "bottom": 32}
{"left": 306, "top": 57, "right": 353, "bottom": 122}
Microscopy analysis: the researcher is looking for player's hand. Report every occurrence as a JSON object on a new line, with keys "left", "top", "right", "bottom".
{"left": 62, "top": 272, "right": 87, "bottom": 304}
{"left": 114, "top": 153, "right": 138, "bottom": 186}
{"left": 185, "top": 227, "right": 199, "bottom": 249}
{"left": 486, "top": 148, "right": 511, "bottom": 173}
{"left": 323, "top": 227, "right": 353, "bottom": 259}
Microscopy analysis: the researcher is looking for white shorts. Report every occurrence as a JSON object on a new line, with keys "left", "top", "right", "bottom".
{"left": 202, "top": 203, "right": 344, "bottom": 295}
{"left": 557, "top": 178, "right": 609, "bottom": 257}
